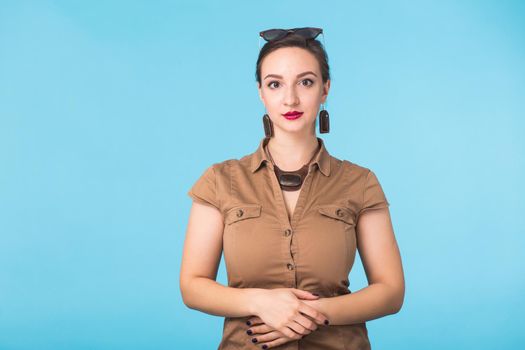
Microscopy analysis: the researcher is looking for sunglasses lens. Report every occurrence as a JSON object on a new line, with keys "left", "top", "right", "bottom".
{"left": 260, "top": 27, "right": 323, "bottom": 42}
{"left": 296, "top": 28, "right": 322, "bottom": 40}
{"left": 262, "top": 29, "right": 287, "bottom": 41}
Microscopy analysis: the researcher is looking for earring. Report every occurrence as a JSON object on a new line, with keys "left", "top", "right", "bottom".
{"left": 319, "top": 104, "right": 330, "bottom": 134}
{"left": 263, "top": 113, "right": 274, "bottom": 137}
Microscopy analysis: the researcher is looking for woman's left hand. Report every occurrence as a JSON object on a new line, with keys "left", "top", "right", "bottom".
{"left": 245, "top": 299, "right": 323, "bottom": 349}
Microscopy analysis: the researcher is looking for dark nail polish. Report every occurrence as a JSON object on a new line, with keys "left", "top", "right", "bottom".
{"left": 252, "top": 338, "right": 258, "bottom": 343}
{"left": 246, "top": 321, "right": 251, "bottom": 326}
{"left": 262, "top": 345, "right": 268, "bottom": 349}
{"left": 246, "top": 329, "right": 252, "bottom": 335}
{"left": 312, "top": 293, "right": 319, "bottom": 296}
{"left": 324, "top": 320, "right": 330, "bottom": 325}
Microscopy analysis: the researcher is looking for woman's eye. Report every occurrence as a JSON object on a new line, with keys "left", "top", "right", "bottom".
{"left": 267, "top": 81, "right": 280, "bottom": 89}
{"left": 301, "top": 78, "right": 314, "bottom": 87}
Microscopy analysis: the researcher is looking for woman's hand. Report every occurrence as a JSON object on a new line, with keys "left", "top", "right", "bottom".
{"left": 246, "top": 315, "right": 300, "bottom": 348}
{"left": 247, "top": 289, "right": 329, "bottom": 348}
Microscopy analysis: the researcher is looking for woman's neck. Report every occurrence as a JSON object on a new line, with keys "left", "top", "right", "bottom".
{"left": 266, "top": 134, "right": 320, "bottom": 172}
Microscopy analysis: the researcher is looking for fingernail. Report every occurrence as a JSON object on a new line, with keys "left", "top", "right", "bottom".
{"left": 252, "top": 338, "right": 258, "bottom": 343}
{"left": 262, "top": 345, "right": 268, "bottom": 349}
{"left": 312, "top": 293, "right": 319, "bottom": 296}
{"left": 246, "top": 329, "right": 253, "bottom": 335}
{"left": 324, "top": 320, "right": 330, "bottom": 325}
{"left": 246, "top": 321, "right": 251, "bottom": 326}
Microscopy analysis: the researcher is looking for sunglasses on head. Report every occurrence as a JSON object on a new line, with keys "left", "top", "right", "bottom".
{"left": 259, "top": 27, "right": 323, "bottom": 42}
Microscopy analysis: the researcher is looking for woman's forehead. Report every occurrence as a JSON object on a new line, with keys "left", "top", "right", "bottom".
{"left": 261, "top": 47, "right": 320, "bottom": 76}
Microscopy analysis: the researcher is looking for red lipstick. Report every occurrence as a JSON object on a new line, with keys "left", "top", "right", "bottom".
{"left": 282, "top": 110, "right": 304, "bottom": 120}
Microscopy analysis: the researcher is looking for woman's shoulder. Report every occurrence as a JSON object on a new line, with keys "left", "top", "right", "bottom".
{"left": 341, "top": 159, "right": 373, "bottom": 174}
{"left": 207, "top": 147, "right": 264, "bottom": 174}
{"left": 329, "top": 153, "right": 374, "bottom": 179}
{"left": 205, "top": 156, "right": 250, "bottom": 177}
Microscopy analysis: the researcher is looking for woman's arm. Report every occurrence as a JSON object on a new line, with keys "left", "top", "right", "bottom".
{"left": 304, "top": 207, "right": 405, "bottom": 325}
{"left": 180, "top": 201, "right": 259, "bottom": 316}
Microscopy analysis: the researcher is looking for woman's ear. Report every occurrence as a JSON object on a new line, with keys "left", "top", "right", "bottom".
{"left": 257, "top": 82, "right": 264, "bottom": 103}
{"left": 321, "top": 79, "right": 331, "bottom": 103}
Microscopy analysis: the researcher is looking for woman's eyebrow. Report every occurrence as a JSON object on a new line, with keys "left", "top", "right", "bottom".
{"left": 264, "top": 71, "right": 318, "bottom": 80}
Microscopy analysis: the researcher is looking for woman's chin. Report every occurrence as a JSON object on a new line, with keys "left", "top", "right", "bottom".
{"left": 277, "top": 118, "right": 311, "bottom": 130}
{"left": 277, "top": 126, "right": 312, "bottom": 136}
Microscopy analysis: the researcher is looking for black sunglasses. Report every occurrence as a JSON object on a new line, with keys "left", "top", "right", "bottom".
{"left": 259, "top": 27, "right": 323, "bottom": 42}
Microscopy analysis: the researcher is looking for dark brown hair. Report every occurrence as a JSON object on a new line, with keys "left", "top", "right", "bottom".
{"left": 255, "top": 34, "right": 330, "bottom": 87}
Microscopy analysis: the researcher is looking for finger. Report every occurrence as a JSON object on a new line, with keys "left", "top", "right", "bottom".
{"left": 298, "top": 302, "right": 330, "bottom": 326}
{"left": 259, "top": 332, "right": 304, "bottom": 349}
{"left": 290, "top": 288, "right": 319, "bottom": 300}
{"left": 247, "top": 323, "right": 274, "bottom": 335}
{"left": 285, "top": 320, "right": 309, "bottom": 336}
{"left": 299, "top": 311, "right": 323, "bottom": 330}
{"left": 279, "top": 325, "right": 302, "bottom": 339}
{"left": 246, "top": 316, "right": 263, "bottom": 326}
{"left": 293, "top": 313, "right": 318, "bottom": 332}
{"left": 249, "top": 330, "right": 281, "bottom": 344}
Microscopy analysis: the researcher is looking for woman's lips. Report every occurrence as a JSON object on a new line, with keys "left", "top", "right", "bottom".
{"left": 282, "top": 112, "right": 303, "bottom": 120}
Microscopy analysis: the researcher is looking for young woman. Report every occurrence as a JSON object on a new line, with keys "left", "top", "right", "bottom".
{"left": 180, "top": 27, "right": 405, "bottom": 350}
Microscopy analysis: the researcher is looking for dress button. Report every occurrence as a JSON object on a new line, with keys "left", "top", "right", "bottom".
{"left": 287, "top": 263, "right": 294, "bottom": 270}
{"left": 336, "top": 208, "right": 344, "bottom": 217}
{"left": 284, "top": 229, "right": 292, "bottom": 237}
{"left": 236, "top": 209, "right": 244, "bottom": 217}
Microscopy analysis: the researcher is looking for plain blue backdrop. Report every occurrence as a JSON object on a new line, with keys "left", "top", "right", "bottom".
{"left": 1, "top": 0, "right": 524, "bottom": 349}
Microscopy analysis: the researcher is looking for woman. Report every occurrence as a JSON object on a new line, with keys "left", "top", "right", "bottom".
{"left": 180, "top": 27, "right": 405, "bottom": 350}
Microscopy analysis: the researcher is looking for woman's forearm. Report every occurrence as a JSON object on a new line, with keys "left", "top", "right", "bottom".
{"left": 181, "top": 277, "right": 261, "bottom": 317}
{"left": 316, "top": 283, "right": 404, "bottom": 325}
{"left": 182, "top": 278, "right": 403, "bottom": 325}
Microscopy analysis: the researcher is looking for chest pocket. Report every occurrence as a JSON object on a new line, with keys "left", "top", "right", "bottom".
{"left": 318, "top": 204, "right": 356, "bottom": 226}
{"left": 225, "top": 204, "right": 262, "bottom": 225}
{"left": 316, "top": 204, "right": 357, "bottom": 272}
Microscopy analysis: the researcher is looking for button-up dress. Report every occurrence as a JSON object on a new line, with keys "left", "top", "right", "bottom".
{"left": 187, "top": 136, "right": 390, "bottom": 350}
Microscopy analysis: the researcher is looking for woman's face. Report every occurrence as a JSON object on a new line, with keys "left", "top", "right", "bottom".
{"left": 258, "top": 47, "right": 330, "bottom": 137}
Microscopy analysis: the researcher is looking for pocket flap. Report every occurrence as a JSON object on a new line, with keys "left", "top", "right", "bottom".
{"left": 225, "top": 204, "right": 262, "bottom": 225}
{"left": 318, "top": 205, "right": 355, "bottom": 226}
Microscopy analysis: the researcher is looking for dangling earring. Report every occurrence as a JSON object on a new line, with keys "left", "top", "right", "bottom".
{"left": 263, "top": 112, "right": 274, "bottom": 137}
{"left": 319, "top": 103, "right": 330, "bottom": 134}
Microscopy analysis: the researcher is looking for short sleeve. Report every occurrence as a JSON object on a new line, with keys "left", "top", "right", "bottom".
{"left": 358, "top": 170, "right": 390, "bottom": 216}
{"left": 187, "top": 165, "right": 220, "bottom": 210}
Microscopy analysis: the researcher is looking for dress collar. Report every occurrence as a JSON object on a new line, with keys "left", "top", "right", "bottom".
{"left": 250, "top": 136, "right": 331, "bottom": 176}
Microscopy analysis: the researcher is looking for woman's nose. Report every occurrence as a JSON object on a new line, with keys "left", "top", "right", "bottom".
{"left": 284, "top": 86, "right": 299, "bottom": 106}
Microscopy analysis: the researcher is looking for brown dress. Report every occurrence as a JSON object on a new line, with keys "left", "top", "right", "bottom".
{"left": 187, "top": 136, "right": 390, "bottom": 350}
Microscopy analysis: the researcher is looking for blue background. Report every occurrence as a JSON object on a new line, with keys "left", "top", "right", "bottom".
{"left": 1, "top": 0, "right": 524, "bottom": 349}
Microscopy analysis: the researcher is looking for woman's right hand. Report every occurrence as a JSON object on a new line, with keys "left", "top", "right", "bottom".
{"left": 250, "top": 288, "right": 330, "bottom": 339}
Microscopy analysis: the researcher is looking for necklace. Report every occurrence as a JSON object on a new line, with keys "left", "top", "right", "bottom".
{"left": 265, "top": 140, "right": 320, "bottom": 192}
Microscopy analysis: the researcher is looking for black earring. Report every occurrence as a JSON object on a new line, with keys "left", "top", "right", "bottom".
{"left": 263, "top": 113, "right": 274, "bottom": 137}
{"left": 319, "top": 104, "right": 330, "bottom": 133}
